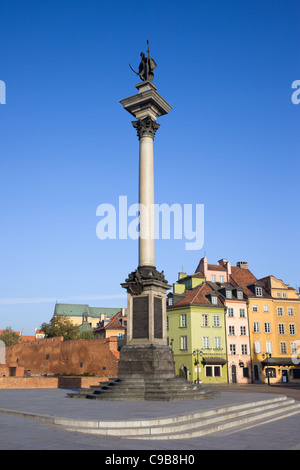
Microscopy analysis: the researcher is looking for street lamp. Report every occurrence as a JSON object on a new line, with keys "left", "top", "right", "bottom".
{"left": 193, "top": 349, "right": 202, "bottom": 384}
{"left": 262, "top": 353, "right": 272, "bottom": 386}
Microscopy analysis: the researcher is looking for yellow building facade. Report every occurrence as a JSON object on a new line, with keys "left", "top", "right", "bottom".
{"left": 231, "top": 266, "right": 300, "bottom": 384}
{"left": 258, "top": 276, "right": 300, "bottom": 383}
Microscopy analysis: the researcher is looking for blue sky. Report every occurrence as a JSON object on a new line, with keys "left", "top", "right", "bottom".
{"left": 0, "top": 0, "right": 299, "bottom": 335}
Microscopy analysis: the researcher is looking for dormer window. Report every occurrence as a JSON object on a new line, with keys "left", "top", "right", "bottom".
{"left": 255, "top": 287, "right": 262, "bottom": 297}
{"left": 226, "top": 290, "right": 232, "bottom": 299}
{"left": 237, "top": 291, "right": 243, "bottom": 300}
{"left": 212, "top": 296, "right": 218, "bottom": 305}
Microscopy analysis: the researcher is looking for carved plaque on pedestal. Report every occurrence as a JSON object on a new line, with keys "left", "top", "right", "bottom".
{"left": 154, "top": 296, "right": 163, "bottom": 339}
{"left": 133, "top": 297, "right": 149, "bottom": 338}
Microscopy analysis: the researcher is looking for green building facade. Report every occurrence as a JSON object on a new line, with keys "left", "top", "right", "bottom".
{"left": 167, "top": 281, "right": 228, "bottom": 384}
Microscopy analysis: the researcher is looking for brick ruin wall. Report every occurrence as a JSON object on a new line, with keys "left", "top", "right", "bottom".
{"left": 3, "top": 336, "right": 119, "bottom": 378}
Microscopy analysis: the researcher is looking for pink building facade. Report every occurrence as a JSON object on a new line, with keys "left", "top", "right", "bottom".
{"left": 196, "top": 257, "right": 252, "bottom": 383}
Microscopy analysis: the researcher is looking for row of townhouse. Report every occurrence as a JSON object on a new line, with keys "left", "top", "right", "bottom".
{"left": 167, "top": 257, "right": 300, "bottom": 385}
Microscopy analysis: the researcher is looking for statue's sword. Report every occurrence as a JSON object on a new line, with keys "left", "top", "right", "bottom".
{"left": 129, "top": 63, "right": 139, "bottom": 76}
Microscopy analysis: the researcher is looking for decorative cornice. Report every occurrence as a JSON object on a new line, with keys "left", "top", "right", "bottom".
{"left": 132, "top": 116, "right": 160, "bottom": 141}
{"left": 121, "top": 265, "right": 169, "bottom": 295}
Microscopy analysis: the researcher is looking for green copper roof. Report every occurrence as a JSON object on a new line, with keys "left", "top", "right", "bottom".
{"left": 54, "top": 303, "right": 124, "bottom": 319}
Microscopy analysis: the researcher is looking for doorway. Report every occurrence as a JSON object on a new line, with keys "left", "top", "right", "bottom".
{"left": 231, "top": 364, "right": 237, "bottom": 383}
{"left": 282, "top": 369, "right": 289, "bottom": 383}
{"left": 254, "top": 364, "right": 260, "bottom": 382}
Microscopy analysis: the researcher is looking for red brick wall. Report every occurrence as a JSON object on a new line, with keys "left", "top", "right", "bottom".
{"left": 5, "top": 336, "right": 119, "bottom": 377}
{"left": 0, "top": 365, "right": 9, "bottom": 376}
{"left": 0, "top": 376, "right": 109, "bottom": 390}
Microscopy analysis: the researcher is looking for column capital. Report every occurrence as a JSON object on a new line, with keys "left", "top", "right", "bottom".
{"left": 132, "top": 116, "right": 160, "bottom": 141}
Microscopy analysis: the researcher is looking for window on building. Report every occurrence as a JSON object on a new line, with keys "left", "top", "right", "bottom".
{"left": 263, "top": 305, "right": 269, "bottom": 313}
{"left": 279, "top": 324, "right": 285, "bottom": 335}
{"left": 277, "top": 307, "right": 283, "bottom": 316}
{"left": 205, "top": 366, "right": 221, "bottom": 377}
{"left": 252, "top": 304, "right": 258, "bottom": 312}
{"left": 280, "top": 342, "right": 287, "bottom": 354}
{"left": 289, "top": 324, "right": 296, "bottom": 335}
{"left": 230, "top": 344, "right": 236, "bottom": 355}
{"left": 180, "top": 336, "right": 187, "bottom": 350}
{"left": 240, "top": 326, "right": 247, "bottom": 336}
{"left": 168, "top": 297, "right": 173, "bottom": 306}
{"left": 237, "top": 291, "right": 243, "bottom": 300}
{"left": 166, "top": 316, "right": 169, "bottom": 329}
{"left": 239, "top": 308, "right": 246, "bottom": 318}
{"left": 291, "top": 342, "right": 298, "bottom": 355}
{"left": 211, "top": 275, "right": 216, "bottom": 282}
{"left": 117, "top": 333, "right": 124, "bottom": 339}
{"left": 266, "top": 341, "right": 273, "bottom": 354}
{"left": 241, "top": 344, "right": 248, "bottom": 355}
{"left": 288, "top": 307, "right": 294, "bottom": 316}
{"left": 213, "top": 315, "right": 220, "bottom": 327}
{"left": 255, "top": 287, "right": 262, "bottom": 297}
{"left": 211, "top": 296, "right": 218, "bottom": 305}
{"left": 264, "top": 322, "right": 271, "bottom": 333}
{"left": 254, "top": 341, "right": 261, "bottom": 353}
{"left": 229, "top": 325, "right": 235, "bottom": 336}
{"left": 227, "top": 308, "right": 234, "bottom": 317}
{"left": 214, "top": 337, "right": 221, "bottom": 349}
{"left": 253, "top": 321, "right": 260, "bottom": 333}
{"left": 180, "top": 314, "right": 187, "bottom": 328}
{"left": 266, "top": 368, "right": 276, "bottom": 378}
{"left": 220, "top": 275, "right": 224, "bottom": 283}
{"left": 202, "top": 314, "right": 209, "bottom": 327}
{"left": 226, "top": 290, "right": 232, "bottom": 299}
{"left": 283, "top": 292, "right": 287, "bottom": 298}
{"left": 277, "top": 292, "right": 281, "bottom": 297}
{"left": 202, "top": 336, "right": 209, "bottom": 349}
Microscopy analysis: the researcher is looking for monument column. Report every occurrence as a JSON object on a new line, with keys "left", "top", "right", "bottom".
{"left": 68, "top": 40, "right": 215, "bottom": 400}
{"left": 120, "top": 76, "right": 172, "bottom": 350}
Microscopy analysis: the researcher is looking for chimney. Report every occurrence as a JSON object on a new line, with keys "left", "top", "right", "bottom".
{"left": 218, "top": 259, "right": 227, "bottom": 267}
{"left": 236, "top": 261, "right": 248, "bottom": 270}
{"left": 218, "top": 258, "right": 231, "bottom": 277}
{"left": 121, "top": 308, "right": 126, "bottom": 317}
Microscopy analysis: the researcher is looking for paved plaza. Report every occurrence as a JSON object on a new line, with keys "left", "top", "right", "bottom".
{"left": 0, "top": 383, "right": 300, "bottom": 451}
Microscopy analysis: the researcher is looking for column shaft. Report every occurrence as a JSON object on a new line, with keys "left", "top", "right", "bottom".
{"left": 139, "top": 135, "right": 155, "bottom": 267}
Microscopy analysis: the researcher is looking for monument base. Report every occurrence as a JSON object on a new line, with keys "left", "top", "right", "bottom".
{"left": 68, "top": 344, "right": 218, "bottom": 401}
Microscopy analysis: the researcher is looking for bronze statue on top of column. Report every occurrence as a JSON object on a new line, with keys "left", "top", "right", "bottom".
{"left": 129, "top": 37, "right": 157, "bottom": 82}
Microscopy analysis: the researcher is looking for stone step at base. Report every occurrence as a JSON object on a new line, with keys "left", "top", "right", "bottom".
{"left": 67, "top": 377, "right": 217, "bottom": 401}
{"left": 59, "top": 396, "right": 300, "bottom": 439}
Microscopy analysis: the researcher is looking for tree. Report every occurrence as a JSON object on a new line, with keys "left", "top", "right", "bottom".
{"left": 0, "top": 327, "right": 20, "bottom": 346}
{"left": 40, "top": 316, "right": 79, "bottom": 341}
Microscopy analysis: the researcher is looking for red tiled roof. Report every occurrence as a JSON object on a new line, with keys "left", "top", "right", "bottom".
{"left": 207, "top": 264, "right": 227, "bottom": 271}
{"left": 94, "top": 311, "right": 126, "bottom": 332}
{"left": 21, "top": 336, "right": 36, "bottom": 342}
{"left": 230, "top": 266, "right": 271, "bottom": 298}
{"left": 172, "top": 282, "right": 219, "bottom": 308}
{"left": 230, "top": 266, "right": 257, "bottom": 284}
